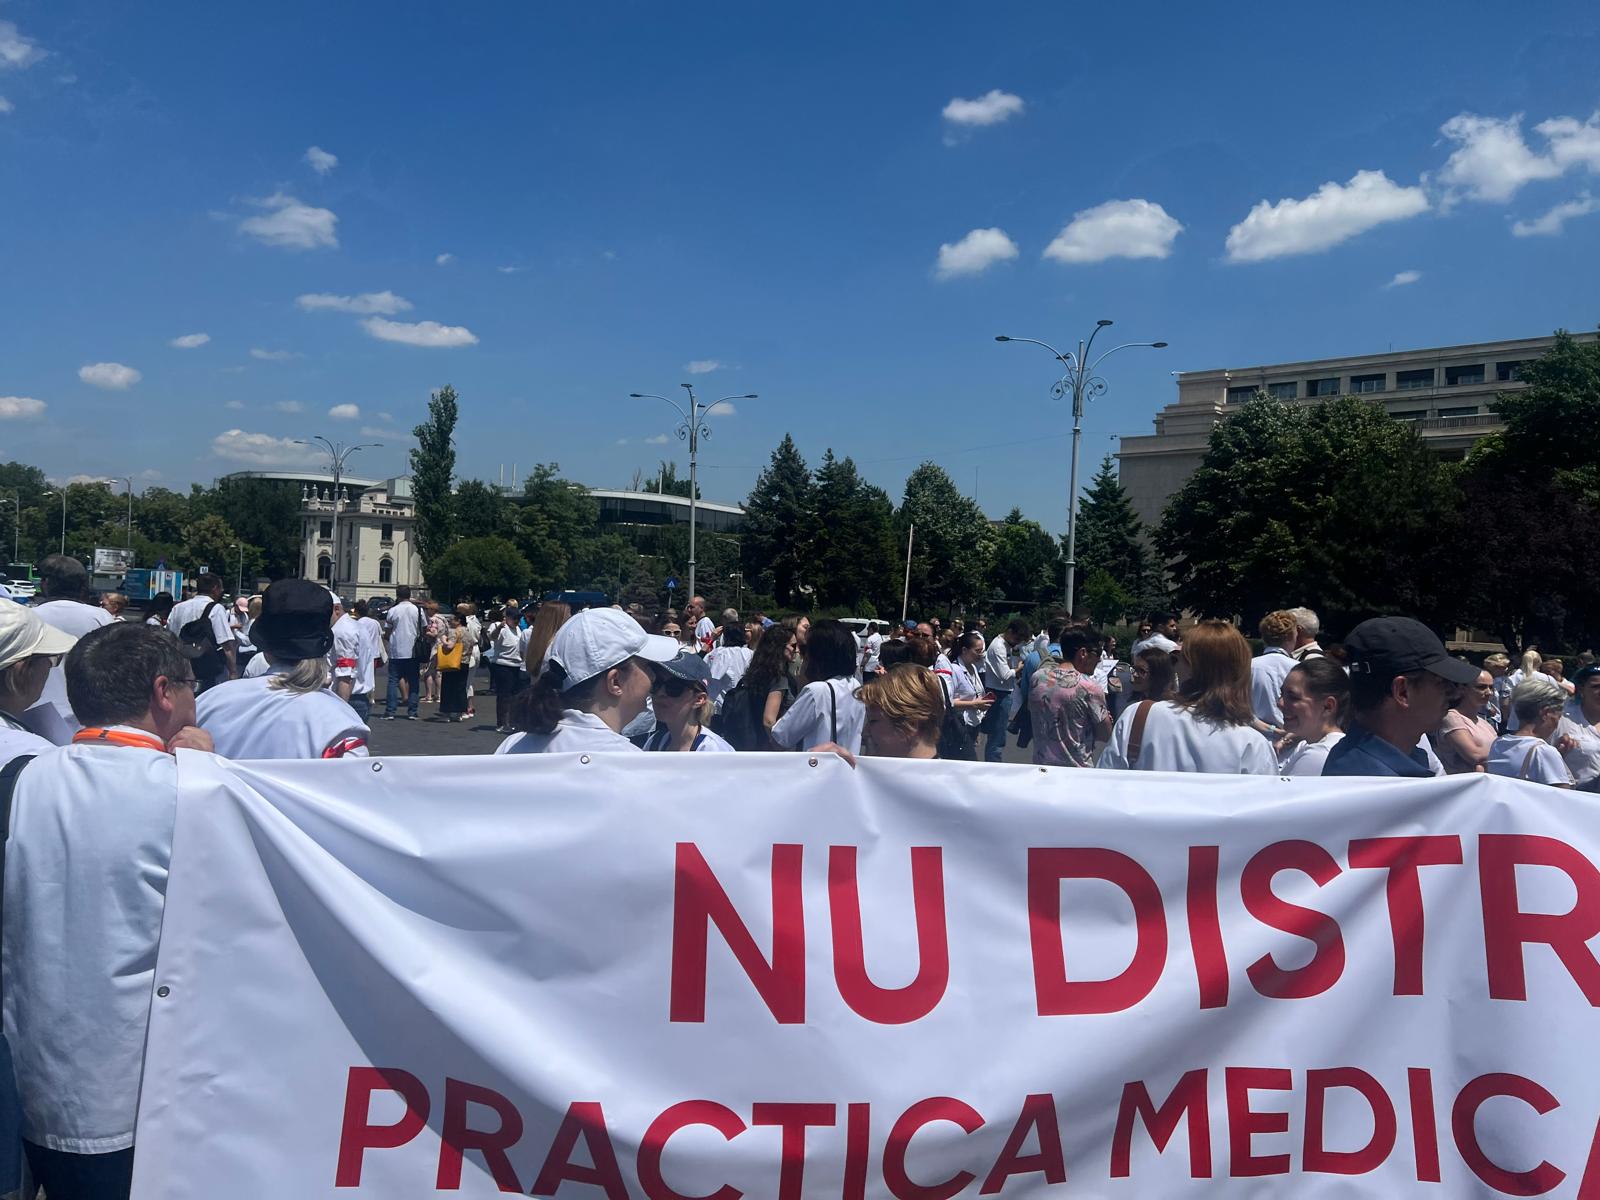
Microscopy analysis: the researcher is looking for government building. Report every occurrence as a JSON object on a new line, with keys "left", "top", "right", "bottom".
{"left": 1117, "top": 332, "right": 1597, "bottom": 531}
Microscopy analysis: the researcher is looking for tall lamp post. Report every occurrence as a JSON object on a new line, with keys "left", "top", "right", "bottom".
{"left": 294, "top": 437, "right": 382, "bottom": 597}
{"left": 628, "top": 385, "right": 756, "bottom": 603}
{"left": 113, "top": 477, "right": 134, "bottom": 548}
{"left": 229, "top": 541, "right": 245, "bottom": 600}
{"left": 995, "top": 321, "right": 1167, "bottom": 614}
{"left": 41, "top": 489, "right": 66, "bottom": 556}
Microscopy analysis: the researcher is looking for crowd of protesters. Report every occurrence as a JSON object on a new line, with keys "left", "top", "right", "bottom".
{"left": 2, "top": 553, "right": 1600, "bottom": 1197}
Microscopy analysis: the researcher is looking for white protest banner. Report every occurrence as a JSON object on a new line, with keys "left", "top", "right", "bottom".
{"left": 133, "top": 752, "right": 1600, "bottom": 1197}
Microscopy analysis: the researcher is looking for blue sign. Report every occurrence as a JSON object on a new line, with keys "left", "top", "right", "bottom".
{"left": 665, "top": 576, "right": 678, "bottom": 590}
{"left": 156, "top": 558, "right": 166, "bottom": 570}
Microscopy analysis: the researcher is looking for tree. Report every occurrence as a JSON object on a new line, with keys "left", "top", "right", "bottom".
{"left": 411, "top": 384, "right": 459, "bottom": 571}
{"left": 742, "top": 435, "right": 812, "bottom": 607}
{"left": 1486, "top": 330, "right": 1600, "bottom": 502}
{"left": 426, "top": 536, "right": 532, "bottom": 604}
{"left": 454, "top": 479, "right": 512, "bottom": 540}
{"left": 641, "top": 460, "right": 697, "bottom": 499}
{"left": 987, "top": 508, "right": 1061, "bottom": 611}
{"left": 1082, "top": 568, "right": 1135, "bottom": 628}
{"left": 1074, "top": 456, "right": 1160, "bottom": 610}
{"left": 512, "top": 464, "right": 612, "bottom": 596}
{"left": 1156, "top": 397, "right": 1454, "bottom": 631}
{"left": 194, "top": 477, "right": 301, "bottom": 579}
{"left": 180, "top": 513, "right": 263, "bottom": 582}
{"left": 807, "top": 450, "right": 897, "bottom": 612}
{"left": 898, "top": 462, "right": 994, "bottom": 618}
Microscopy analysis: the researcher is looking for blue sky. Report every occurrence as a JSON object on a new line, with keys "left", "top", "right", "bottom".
{"left": 2, "top": 2, "right": 1597, "bottom": 530}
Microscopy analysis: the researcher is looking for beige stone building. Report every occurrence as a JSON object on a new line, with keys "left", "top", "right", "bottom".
{"left": 1118, "top": 332, "right": 1597, "bottom": 531}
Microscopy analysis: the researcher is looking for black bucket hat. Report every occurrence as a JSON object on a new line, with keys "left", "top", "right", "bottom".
{"left": 251, "top": 578, "right": 334, "bottom": 661}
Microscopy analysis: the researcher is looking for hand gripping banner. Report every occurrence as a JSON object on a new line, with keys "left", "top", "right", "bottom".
{"left": 132, "top": 752, "right": 1600, "bottom": 1197}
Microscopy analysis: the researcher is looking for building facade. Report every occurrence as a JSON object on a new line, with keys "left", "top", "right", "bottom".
{"left": 221, "top": 471, "right": 424, "bottom": 601}
{"left": 1117, "top": 332, "right": 1596, "bottom": 531}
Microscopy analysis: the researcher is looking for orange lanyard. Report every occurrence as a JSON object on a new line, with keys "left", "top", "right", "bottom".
{"left": 72, "top": 727, "right": 169, "bottom": 753}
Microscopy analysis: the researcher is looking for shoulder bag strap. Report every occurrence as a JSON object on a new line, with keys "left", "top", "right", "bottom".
{"left": 1127, "top": 700, "right": 1155, "bottom": 767}
{"left": 829, "top": 682, "right": 839, "bottom": 744}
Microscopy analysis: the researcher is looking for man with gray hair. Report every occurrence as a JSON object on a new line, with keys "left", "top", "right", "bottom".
{"left": 1288, "top": 606, "right": 1328, "bottom": 662}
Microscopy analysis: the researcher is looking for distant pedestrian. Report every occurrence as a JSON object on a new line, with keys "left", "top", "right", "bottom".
{"left": 1250, "top": 610, "right": 1298, "bottom": 728}
{"left": 381, "top": 585, "right": 423, "bottom": 721}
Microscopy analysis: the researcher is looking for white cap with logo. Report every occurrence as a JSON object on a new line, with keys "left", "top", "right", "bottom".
{"left": 0, "top": 603, "right": 78, "bottom": 671}
{"left": 549, "top": 607, "right": 680, "bottom": 691}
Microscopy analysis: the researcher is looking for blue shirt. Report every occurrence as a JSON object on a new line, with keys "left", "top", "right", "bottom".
{"left": 1321, "top": 723, "right": 1434, "bottom": 778}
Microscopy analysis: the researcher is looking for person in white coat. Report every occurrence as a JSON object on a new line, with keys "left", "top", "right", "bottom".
{"left": 197, "top": 579, "right": 368, "bottom": 760}
{"left": 771, "top": 619, "right": 866, "bottom": 755}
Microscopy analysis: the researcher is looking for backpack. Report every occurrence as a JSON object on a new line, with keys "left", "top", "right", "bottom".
{"left": 712, "top": 678, "right": 766, "bottom": 751}
{"left": 411, "top": 610, "right": 437, "bottom": 661}
{"left": 178, "top": 601, "right": 225, "bottom": 681}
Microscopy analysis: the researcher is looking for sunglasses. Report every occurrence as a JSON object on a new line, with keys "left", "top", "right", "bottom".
{"left": 652, "top": 676, "right": 697, "bottom": 698}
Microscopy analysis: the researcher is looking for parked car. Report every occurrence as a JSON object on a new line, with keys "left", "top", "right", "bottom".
{"left": 0, "top": 575, "right": 36, "bottom": 600}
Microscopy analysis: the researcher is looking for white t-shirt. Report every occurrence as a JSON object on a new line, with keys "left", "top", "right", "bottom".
{"left": 1487, "top": 735, "right": 1573, "bottom": 786}
{"left": 864, "top": 633, "right": 884, "bottom": 674}
{"left": 694, "top": 616, "right": 716, "bottom": 651}
{"left": 1250, "top": 649, "right": 1297, "bottom": 726}
{"left": 196, "top": 671, "right": 369, "bottom": 759}
{"left": 704, "top": 646, "right": 754, "bottom": 711}
{"left": 5, "top": 735, "right": 176, "bottom": 1152}
{"left": 771, "top": 677, "right": 865, "bottom": 754}
{"left": 1131, "top": 632, "right": 1179, "bottom": 659}
{"left": 167, "top": 596, "right": 232, "bottom": 651}
{"left": 487, "top": 621, "right": 521, "bottom": 667}
{"left": 1558, "top": 701, "right": 1600, "bottom": 788}
{"left": 385, "top": 600, "right": 422, "bottom": 660}
{"left": 243, "top": 652, "right": 273, "bottom": 678}
{"left": 643, "top": 725, "right": 737, "bottom": 753}
{"left": 32, "top": 599, "right": 117, "bottom": 729}
{"left": 0, "top": 711, "right": 54, "bottom": 767}
{"left": 1097, "top": 701, "right": 1277, "bottom": 774}
{"left": 332, "top": 614, "right": 376, "bottom": 695}
{"left": 495, "top": 709, "right": 641, "bottom": 754}
{"left": 358, "top": 616, "right": 386, "bottom": 666}
{"left": 1277, "top": 730, "right": 1345, "bottom": 777}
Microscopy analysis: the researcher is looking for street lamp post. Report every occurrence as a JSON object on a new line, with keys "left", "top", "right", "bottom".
{"left": 628, "top": 385, "right": 757, "bottom": 603}
{"left": 41, "top": 489, "right": 66, "bottom": 556}
{"left": 294, "top": 436, "right": 382, "bottom": 598}
{"left": 230, "top": 541, "right": 244, "bottom": 600}
{"left": 995, "top": 321, "right": 1167, "bottom": 614}
{"left": 114, "top": 477, "right": 134, "bottom": 548}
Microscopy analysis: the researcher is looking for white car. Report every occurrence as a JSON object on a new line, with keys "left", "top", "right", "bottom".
{"left": 0, "top": 577, "right": 35, "bottom": 600}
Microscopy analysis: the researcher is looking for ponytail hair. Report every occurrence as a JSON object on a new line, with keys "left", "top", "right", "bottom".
{"left": 513, "top": 658, "right": 616, "bottom": 735}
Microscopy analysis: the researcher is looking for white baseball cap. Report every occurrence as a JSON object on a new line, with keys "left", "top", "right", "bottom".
{"left": 0, "top": 603, "right": 79, "bottom": 671}
{"left": 549, "top": 607, "right": 679, "bottom": 691}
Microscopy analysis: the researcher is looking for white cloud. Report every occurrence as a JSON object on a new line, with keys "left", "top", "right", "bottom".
{"left": 251, "top": 347, "right": 299, "bottom": 361}
{"left": 224, "top": 400, "right": 246, "bottom": 410}
{"left": 709, "top": 401, "right": 737, "bottom": 416}
{"left": 435, "top": 253, "right": 455, "bottom": 266}
{"left": 1540, "top": 113, "right": 1600, "bottom": 173}
{"left": 685, "top": 360, "right": 721, "bottom": 375}
{"left": 0, "top": 21, "right": 44, "bottom": 70}
{"left": 0, "top": 396, "right": 45, "bottom": 419}
{"left": 644, "top": 433, "right": 670, "bottom": 445}
{"left": 238, "top": 192, "right": 339, "bottom": 250}
{"left": 1512, "top": 193, "right": 1599, "bottom": 237}
{"left": 328, "top": 403, "right": 360, "bottom": 420}
{"left": 0, "top": 97, "right": 12, "bottom": 115}
{"left": 295, "top": 290, "right": 412, "bottom": 315}
{"left": 1225, "top": 170, "right": 1429, "bottom": 263}
{"left": 304, "top": 145, "right": 338, "bottom": 176}
{"left": 273, "top": 400, "right": 304, "bottom": 413}
{"left": 169, "top": 332, "right": 210, "bottom": 349}
{"left": 1437, "top": 113, "right": 1563, "bottom": 204}
{"left": 1385, "top": 270, "right": 1422, "bottom": 288}
{"left": 497, "top": 265, "right": 528, "bottom": 274}
{"left": 1043, "top": 198, "right": 1183, "bottom": 264}
{"left": 934, "top": 227, "right": 1019, "bottom": 279}
{"left": 138, "top": 468, "right": 163, "bottom": 481}
{"left": 378, "top": 411, "right": 393, "bottom": 421}
{"left": 79, "top": 362, "right": 141, "bottom": 390}
{"left": 360, "top": 425, "right": 407, "bottom": 439}
{"left": 942, "top": 90, "right": 1025, "bottom": 127}
{"left": 360, "top": 317, "right": 479, "bottom": 348}
{"left": 210, "top": 429, "right": 318, "bottom": 466}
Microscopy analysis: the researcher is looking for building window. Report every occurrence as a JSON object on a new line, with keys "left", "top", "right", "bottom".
{"left": 379, "top": 557, "right": 393, "bottom": 584}
{"left": 1445, "top": 364, "right": 1485, "bottom": 386}
{"left": 316, "top": 555, "right": 332, "bottom": 581}
{"left": 1225, "top": 385, "right": 1256, "bottom": 404}
{"left": 319, "top": 520, "right": 333, "bottom": 539}
{"left": 381, "top": 522, "right": 393, "bottom": 542}
{"left": 1390, "top": 410, "right": 1426, "bottom": 422}
{"left": 1266, "top": 381, "right": 1297, "bottom": 400}
{"left": 1496, "top": 360, "right": 1529, "bottom": 382}
{"left": 1438, "top": 406, "right": 1478, "bottom": 418}
{"left": 1350, "top": 373, "right": 1385, "bottom": 393}
{"left": 1396, "top": 368, "right": 1434, "bottom": 390}
{"left": 1307, "top": 377, "right": 1340, "bottom": 397}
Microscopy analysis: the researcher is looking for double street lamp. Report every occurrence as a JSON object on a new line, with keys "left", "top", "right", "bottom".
{"left": 996, "top": 320, "right": 1167, "bottom": 614}
{"left": 294, "top": 436, "right": 382, "bottom": 597}
{"left": 628, "top": 385, "right": 756, "bottom": 603}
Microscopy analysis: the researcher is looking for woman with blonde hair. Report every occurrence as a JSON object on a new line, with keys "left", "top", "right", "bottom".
{"left": 859, "top": 663, "right": 946, "bottom": 759}
{"left": 642, "top": 650, "right": 735, "bottom": 752}
{"left": 1098, "top": 619, "right": 1276, "bottom": 774}
{"left": 1504, "top": 648, "right": 1556, "bottom": 731}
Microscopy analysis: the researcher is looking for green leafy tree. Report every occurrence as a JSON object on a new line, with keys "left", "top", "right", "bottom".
{"left": 898, "top": 462, "right": 994, "bottom": 618}
{"left": 426, "top": 536, "right": 533, "bottom": 604}
{"left": 512, "top": 464, "right": 611, "bottom": 596}
{"left": 1082, "top": 568, "right": 1135, "bottom": 628}
{"left": 1156, "top": 397, "right": 1453, "bottom": 631}
{"left": 454, "top": 479, "right": 512, "bottom": 540}
{"left": 180, "top": 513, "right": 263, "bottom": 583}
{"left": 132, "top": 487, "right": 193, "bottom": 549}
{"left": 988, "top": 508, "right": 1061, "bottom": 610}
{"left": 1485, "top": 330, "right": 1600, "bottom": 502}
{"left": 742, "top": 434, "right": 812, "bottom": 607}
{"left": 1074, "top": 455, "right": 1160, "bottom": 609}
{"left": 410, "top": 384, "right": 459, "bottom": 571}
{"left": 194, "top": 477, "right": 302, "bottom": 579}
{"left": 639, "top": 460, "right": 698, "bottom": 499}
{"left": 807, "top": 450, "right": 897, "bottom": 612}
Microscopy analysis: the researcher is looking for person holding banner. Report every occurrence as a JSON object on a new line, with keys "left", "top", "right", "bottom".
{"left": 497, "top": 606, "right": 681, "bottom": 754}
{"left": 1097, "top": 620, "right": 1276, "bottom": 773}
{"left": 1558, "top": 664, "right": 1600, "bottom": 790}
{"left": 4, "top": 622, "right": 212, "bottom": 1200}
{"left": 196, "top": 579, "right": 368, "bottom": 760}
{"left": 859, "top": 662, "right": 945, "bottom": 758}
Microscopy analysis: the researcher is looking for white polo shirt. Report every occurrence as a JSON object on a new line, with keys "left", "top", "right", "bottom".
{"left": 1277, "top": 730, "right": 1345, "bottom": 777}
{"left": 4, "top": 734, "right": 177, "bottom": 1152}
{"left": 1097, "top": 701, "right": 1277, "bottom": 774}
{"left": 332, "top": 614, "right": 374, "bottom": 695}
{"left": 495, "top": 709, "right": 641, "bottom": 754}
{"left": 771, "top": 677, "right": 864, "bottom": 754}
{"left": 32, "top": 599, "right": 116, "bottom": 729}
{"left": 196, "top": 670, "right": 368, "bottom": 759}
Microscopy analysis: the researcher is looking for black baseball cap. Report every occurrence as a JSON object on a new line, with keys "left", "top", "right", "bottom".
{"left": 251, "top": 578, "right": 335, "bottom": 661}
{"left": 1344, "top": 617, "right": 1480, "bottom": 685}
